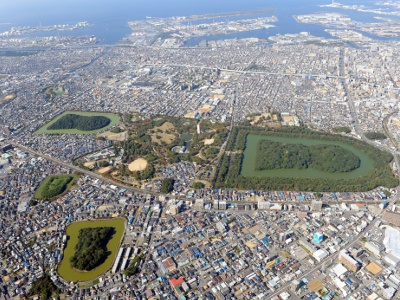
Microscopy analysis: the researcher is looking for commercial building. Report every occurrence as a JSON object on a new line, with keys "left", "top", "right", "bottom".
{"left": 384, "top": 253, "right": 400, "bottom": 267}
{"left": 170, "top": 205, "right": 179, "bottom": 215}
{"left": 162, "top": 257, "right": 177, "bottom": 272}
{"left": 313, "top": 249, "right": 329, "bottom": 262}
{"left": 338, "top": 250, "right": 360, "bottom": 273}
{"left": 194, "top": 199, "right": 204, "bottom": 210}
{"left": 219, "top": 201, "right": 227, "bottom": 210}
{"left": 312, "top": 232, "right": 324, "bottom": 244}
{"left": 258, "top": 201, "right": 270, "bottom": 210}
{"left": 311, "top": 200, "right": 323, "bottom": 211}
{"left": 364, "top": 241, "right": 383, "bottom": 257}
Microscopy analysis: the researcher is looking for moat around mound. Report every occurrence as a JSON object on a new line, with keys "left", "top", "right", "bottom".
{"left": 34, "top": 174, "right": 78, "bottom": 200}
{"left": 242, "top": 135, "right": 371, "bottom": 179}
{"left": 35, "top": 111, "right": 120, "bottom": 134}
{"left": 214, "top": 127, "right": 397, "bottom": 192}
{"left": 58, "top": 218, "right": 125, "bottom": 282}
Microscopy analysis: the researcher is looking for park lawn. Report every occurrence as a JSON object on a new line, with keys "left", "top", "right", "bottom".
{"left": 35, "top": 111, "right": 120, "bottom": 134}
{"left": 150, "top": 121, "right": 176, "bottom": 144}
{"left": 34, "top": 174, "right": 78, "bottom": 200}
{"left": 54, "top": 89, "right": 64, "bottom": 95}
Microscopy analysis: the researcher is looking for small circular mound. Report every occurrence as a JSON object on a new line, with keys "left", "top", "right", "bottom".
{"left": 128, "top": 158, "right": 148, "bottom": 171}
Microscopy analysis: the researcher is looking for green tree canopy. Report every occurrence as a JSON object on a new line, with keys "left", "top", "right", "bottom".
{"left": 48, "top": 114, "right": 111, "bottom": 131}
{"left": 161, "top": 178, "right": 174, "bottom": 193}
{"left": 70, "top": 227, "right": 115, "bottom": 271}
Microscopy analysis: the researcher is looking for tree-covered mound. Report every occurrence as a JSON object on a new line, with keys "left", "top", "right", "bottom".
{"left": 255, "top": 141, "right": 360, "bottom": 172}
{"left": 214, "top": 126, "right": 398, "bottom": 192}
{"left": 70, "top": 227, "right": 115, "bottom": 271}
{"left": 28, "top": 274, "right": 60, "bottom": 299}
{"left": 48, "top": 114, "right": 111, "bottom": 131}
{"left": 161, "top": 178, "right": 175, "bottom": 193}
{"left": 34, "top": 174, "right": 76, "bottom": 200}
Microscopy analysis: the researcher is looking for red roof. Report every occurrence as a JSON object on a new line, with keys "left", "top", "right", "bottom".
{"left": 170, "top": 277, "right": 184, "bottom": 287}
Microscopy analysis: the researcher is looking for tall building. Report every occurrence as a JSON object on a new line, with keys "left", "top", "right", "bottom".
{"left": 219, "top": 201, "right": 227, "bottom": 210}
{"left": 213, "top": 200, "right": 219, "bottom": 210}
{"left": 279, "top": 232, "right": 287, "bottom": 243}
{"left": 312, "top": 232, "right": 324, "bottom": 244}
{"left": 311, "top": 200, "right": 323, "bottom": 211}
{"left": 194, "top": 199, "right": 204, "bottom": 210}
{"left": 338, "top": 250, "right": 360, "bottom": 273}
{"left": 170, "top": 205, "right": 179, "bottom": 215}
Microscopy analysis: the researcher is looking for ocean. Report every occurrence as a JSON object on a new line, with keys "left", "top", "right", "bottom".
{"left": 0, "top": 0, "right": 394, "bottom": 45}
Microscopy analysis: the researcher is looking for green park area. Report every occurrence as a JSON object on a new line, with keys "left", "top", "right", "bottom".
{"left": 35, "top": 111, "right": 120, "bottom": 134}
{"left": 58, "top": 218, "right": 125, "bottom": 282}
{"left": 214, "top": 126, "right": 397, "bottom": 192}
{"left": 34, "top": 174, "right": 78, "bottom": 200}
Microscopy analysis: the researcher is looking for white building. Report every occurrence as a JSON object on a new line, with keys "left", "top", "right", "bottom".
{"left": 258, "top": 201, "right": 270, "bottom": 210}
{"left": 364, "top": 242, "right": 382, "bottom": 257}
{"left": 384, "top": 253, "right": 400, "bottom": 267}
{"left": 313, "top": 249, "right": 329, "bottom": 262}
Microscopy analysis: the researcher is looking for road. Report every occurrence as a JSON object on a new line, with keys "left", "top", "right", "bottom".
{"left": 9, "top": 140, "right": 160, "bottom": 197}
{"left": 8, "top": 140, "right": 393, "bottom": 208}
{"left": 339, "top": 48, "right": 400, "bottom": 203}
{"left": 142, "top": 62, "right": 345, "bottom": 79}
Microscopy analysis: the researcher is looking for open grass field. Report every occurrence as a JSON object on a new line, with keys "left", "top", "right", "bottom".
{"left": 35, "top": 111, "right": 120, "bottom": 134}
{"left": 98, "top": 130, "right": 128, "bottom": 141}
{"left": 98, "top": 166, "right": 113, "bottom": 174}
{"left": 34, "top": 174, "right": 78, "bottom": 200}
{"left": 58, "top": 218, "right": 125, "bottom": 282}
{"left": 54, "top": 88, "right": 64, "bottom": 95}
{"left": 1, "top": 93, "right": 16, "bottom": 104}
{"left": 203, "top": 138, "right": 214, "bottom": 145}
{"left": 150, "top": 121, "right": 176, "bottom": 144}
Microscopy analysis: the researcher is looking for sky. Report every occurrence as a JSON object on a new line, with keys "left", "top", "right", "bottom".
{"left": 0, "top": 0, "right": 286, "bottom": 27}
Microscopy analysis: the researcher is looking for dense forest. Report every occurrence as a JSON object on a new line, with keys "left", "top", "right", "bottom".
{"left": 70, "top": 227, "right": 115, "bottom": 271}
{"left": 255, "top": 141, "right": 360, "bottom": 173}
{"left": 214, "top": 126, "right": 398, "bottom": 192}
{"left": 28, "top": 274, "right": 60, "bottom": 299}
{"left": 48, "top": 114, "right": 111, "bottom": 131}
{"left": 161, "top": 178, "right": 175, "bottom": 193}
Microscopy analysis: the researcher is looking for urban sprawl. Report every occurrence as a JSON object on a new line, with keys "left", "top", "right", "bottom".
{"left": 3, "top": 4, "right": 400, "bottom": 300}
